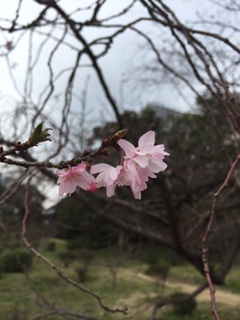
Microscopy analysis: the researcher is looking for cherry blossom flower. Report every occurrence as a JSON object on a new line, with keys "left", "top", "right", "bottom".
{"left": 124, "top": 159, "right": 153, "bottom": 199}
{"left": 118, "top": 130, "right": 169, "bottom": 172}
{"left": 56, "top": 162, "right": 95, "bottom": 197}
{"left": 90, "top": 163, "right": 123, "bottom": 197}
{"left": 91, "top": 161, "right": 148, "bottom": 199}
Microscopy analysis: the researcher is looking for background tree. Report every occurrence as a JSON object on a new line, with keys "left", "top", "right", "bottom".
{"left": 81, "top": 100, "right": 240, "bottom": 317}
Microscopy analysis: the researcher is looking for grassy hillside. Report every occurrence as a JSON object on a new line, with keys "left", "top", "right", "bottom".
{"left": 0, "top": 239, "right": 239, "bottom": 320}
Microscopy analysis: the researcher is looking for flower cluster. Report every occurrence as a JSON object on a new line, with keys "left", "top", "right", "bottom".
{"left": 56, "top": 131, "right": 169, "bottom": 199}
{"left": 56, "top": 162, "right": 96, "bottom": 197}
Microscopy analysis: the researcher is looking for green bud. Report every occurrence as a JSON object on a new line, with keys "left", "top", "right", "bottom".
{"left": 28, "top": 122, "right": 52, "bottom": 147}
{"left": 114, "top": 129, "right": 128, "bottom": 139}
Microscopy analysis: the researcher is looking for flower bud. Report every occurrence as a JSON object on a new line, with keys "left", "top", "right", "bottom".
{"left": 113, "top": 129, "right": 128, "bottom": 139}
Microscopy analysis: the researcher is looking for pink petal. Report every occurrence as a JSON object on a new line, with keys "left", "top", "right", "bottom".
{"left": 95, "top": 172, "right": 107, "bottom": 185}
{"left": 136, "top": 144, "right": 154, "bottom": 155}
{"left": 90, "top": 163, "right": 111, "bottom": 174}
{"left": 148, "top": 159, "right": 167, "bottom": 173}
{"left": 56, "top": 170, "right": 67, "bottom": 178}
{"left": 147, "top": 170, "right": 157, "bottom": 179}
{"left": 138, "top": 131, "right": 155, "bottom": 147}
{"left": 131, "top": 181, "right": 147, "bottom": 199}
{"left": 133, "top": 190, "right": 141, "bottom": 199}
{"left": 104, "top": 171, "right": 115, "bottom": 185}
{"left": 96, "top": 178, "right": 106, "bottom": 188}
{"left": 133, "top": 155, "right": 149, "bottom": 168}
{"left": 137, "top": 167, "right": 149, "bottom": 183}
{"left": 58, "top": 178, "right": 77, "bottom": 197}
{"left": 118, "top": 139, "right": 135, "bottom": 157}
{"left": 73, "top": 162, "right": 86, "bottom": 172}
{"left": 109, "top": 167, "right": 118, "bottom": 180}
{"left": 155, "top": 144, "right": 170, "bottom": 156}
{"left": 78, "top": 180, "right": 89, "bottom": 190}
{"left": 125, "top": 160, "right": 141, "bottom": 185}
{"left": 82, "top": 171, "right": 95, "bottom": 184}
{"left": 106, "top": 184, "right": 116, "bottom": 197}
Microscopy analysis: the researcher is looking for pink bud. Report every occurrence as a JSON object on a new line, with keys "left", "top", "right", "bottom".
{"left": 87, "top": 182, "right": 97, "bottom": 193}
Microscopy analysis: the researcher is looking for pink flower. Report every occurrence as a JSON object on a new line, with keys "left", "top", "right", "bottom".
{"left": 118, "top": 131, "right": 169, "bottom": 172}
{"left": 125, "top": 159, "right": 152, "bottom": 199}
{"left": 56, "top": 162, "right": 95, "bottom": 197}
{"left": 90, "top": 161, "right": 148, "bottom": 200}
{"left": 90, "top": 163, "right": 123, "bottom": 197}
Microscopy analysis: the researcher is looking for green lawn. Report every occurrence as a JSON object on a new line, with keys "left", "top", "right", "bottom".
{"left": 0, "top": 239, "right": 239, "bottom": 320}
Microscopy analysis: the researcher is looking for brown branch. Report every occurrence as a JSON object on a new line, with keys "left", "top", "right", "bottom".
{"left": 35, "top": 0, "right": 124, "bottom": 129}
{"left": 202, "top": 153, "right": 240, "bottom": 320}
{"left": 0, "top": 171, "right": 28, "bottom": 205}
{"left": 151, "top": 282, "right": 208, "bottom": 320}
{"left": 27, "top": 310, "right": 99, "bottom": 320}
{"left": 0, "top": 131, "right": 123, "bottom": 169}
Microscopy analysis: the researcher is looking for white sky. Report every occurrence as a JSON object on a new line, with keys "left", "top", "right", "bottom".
{"left": 0, "top": 0, "right": 211, "bottom": 119}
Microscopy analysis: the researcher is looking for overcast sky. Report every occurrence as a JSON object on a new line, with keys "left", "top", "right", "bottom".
{"left": 0, "top": 0, "right": 214, "bottom": 123}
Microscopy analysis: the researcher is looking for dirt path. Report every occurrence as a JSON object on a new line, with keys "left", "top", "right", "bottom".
{"left": 137, "top": 273, "right": 240, "bottom": 307}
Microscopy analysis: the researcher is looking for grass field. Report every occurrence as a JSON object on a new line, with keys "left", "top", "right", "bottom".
{"left": 0, "top": 239, "right": 239, "bottom": 320}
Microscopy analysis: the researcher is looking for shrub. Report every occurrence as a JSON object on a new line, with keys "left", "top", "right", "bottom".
{"left": 73, "top": 250, "right": 93, "bottom": 282}
{"left": 171, "top": 292, "right": 197, "bottom": 315}
{"left": 145, "top": 259, "right": 170, "bottom": 280}
{"left": 0, "top": 249, "right": 33, "bottom": 273}
{"left": 43, "top": 241, "right": 56, "bottom": 252}
{"left": 75, "top": 266, "right": 88, "bottom": 282}
{"left": 2, "top": 306, "right": 28, "bottom": 319}
{"left": 67, "top": 237, "right": 83, "bottom": 251}
{"left": 58, "top": 250, "right": 76, "bottom": 267}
